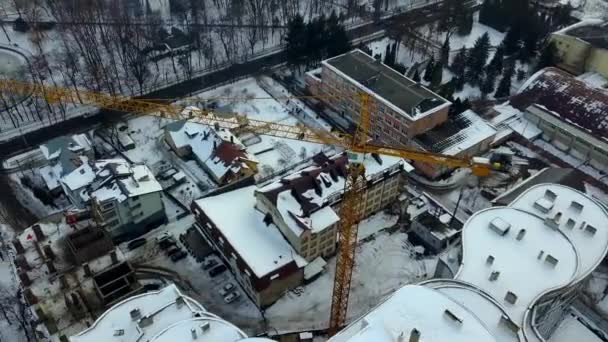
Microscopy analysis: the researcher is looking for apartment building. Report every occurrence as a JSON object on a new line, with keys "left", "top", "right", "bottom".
{"left": 192, "top": 186, "right": 305, "bottom": 308}
{"left": 255, "top": 152, "right": 410, "bottom": 262}
{"left": 164, "top": 116, "right": 258, "bottom": 186}
{"left": 88, "top": 161, "right": 166, "bottom": 242}
{"left": 307, "top": 50, "right": 451, "bottom": 147}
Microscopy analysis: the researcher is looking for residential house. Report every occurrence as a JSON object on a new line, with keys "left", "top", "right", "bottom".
{"left": 38, "top": 134, "right": 94, "bottom": 196}
{"left": 306, "top": 50, "right": 451, "bottom": 147}
{"left": 87, "top": 160, "right": 166, "bottom": 242}
{"left": 164, "top": 117, "right": 258, "bottom": 186}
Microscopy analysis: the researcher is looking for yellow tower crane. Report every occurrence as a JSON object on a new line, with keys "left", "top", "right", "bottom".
{"left": 0, "top": 80, "right": 503, "bottom": 334}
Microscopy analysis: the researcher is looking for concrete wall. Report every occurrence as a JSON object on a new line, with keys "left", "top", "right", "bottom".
{"left": 551, "top": 33, "right": 608, "bottom": 78}
{"left": 586, "top": 48, "right": 608, "bottom": 79}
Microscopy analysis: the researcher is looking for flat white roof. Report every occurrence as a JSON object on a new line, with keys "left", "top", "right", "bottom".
{"left": 329, "top": 285, "right": 497, "bottom": 342}
{"left": 509, "top": 184, "right": 608, "bottom": 282}
{"left": 71, "top": 285, "right": 205, "bottom": 342}
{"left": 194, "top": 186, "right": 306, "bottom": 278}
{"left": 457, "top": 207, "right": 578, "bottom": 326}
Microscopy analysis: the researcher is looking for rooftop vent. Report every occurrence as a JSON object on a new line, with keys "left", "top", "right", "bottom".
{"left": 566, "top": 218, "right": 576, "bottom": 229}
{"left": 201, "top": 321, "right": 210, "bottom": 332}
{"left": 486, "top": 255, "right": 495, "bottom": 265}
{"left": 130, "top": 308, "right": 141, "bottom": 321}
{"left": 545, "top": 254, "right": 559, "bottom": 267}
{"left": 138, "top": 316, "right": 153, "bottom": 328}
{"left": 191, "top": 328, "right": 198, "bottom": 340}
{"left": 538, "top": 250, "right": 544, "bottom": 260}
{"left": 489, "top": 218, "right": 511, "bottom": 236}
{"left": 534, "top": 197, "right": 554, "bottom": 213}
{"left": 545, "top": 189, "right": 557, "bottom": 201}
{"left": 544, "top": 212, "right": 562, "bottom": 230}
{"left": 516, "top": 229, "right": 526, "bottom": 241}
{"left": 489, "top": 271, "right": 500, "bottom": 281}
{"left": 444, "top": 309, "right": 463, "bottom": 324}
{"left": 409, "top": 328, "right": 421, "bottom": 342}
{"left": 113, "top": 329, "right": 124, "bottom": 336}
{"left": 570, "top": 201, "right": 584, "bottom": 213}
{"left": 360, "top": 318, "right": 369, "bottom": 330}
{"left": 585, "top": 224, "right": 598, "bottom": 236}
{"left": 505, "top": 291, "right": 518, "bottom": 305}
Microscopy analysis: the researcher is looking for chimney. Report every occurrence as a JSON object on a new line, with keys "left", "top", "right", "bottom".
{"left": 213, "top": 140, "right": 217, "bottom": 150}
{"left": 191, "top": 328, "right": 198, "bottom": 340}
{"left": 46, "top": 260, "right": 57, "bottom": 274}
{"left": 213, "top": 122, "right": 220, "bottom": 131}
{"left": 130, "top": 308, "right": 142, "bottom": 321}
{"left": 43, "top": 244, "right": 55, "bottom": 260}
{"left": 32, "top": 224, "right": 45, "bottom": 240}
{"left": 230, "top": 135, "right": 234, "bottom": 144}
{"left": 12, "top": 239, "right": 24, "bottom": 254}
{"left": 409, "top": 328, "right": 421, "bottom": 342}
{"left": 110, "top": 251, "right": 118, "bottom": 264}
{"left": 18, "top": 271, "right": 31, "bottom": 286}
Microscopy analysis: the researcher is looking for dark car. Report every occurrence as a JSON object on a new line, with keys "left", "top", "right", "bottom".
{"left": 143, "top": 283, "right": 162, "bottom": 292}
{"left": 170, "top": 250, "right": 187, "bottom": 262}
{"left": 167, "top": 247, "right": 182, "bottom": 257}
{"left": 202, "top": 258, "right": 218, "bottom": 270}
{"left": 127, "top": 238, "right": 146, "bottom": 250}
{"left": 209, "top": 265, "right": 227, "bottom": 277}
{"left": 158, "top": 238, "right": 177, "bottom": 250}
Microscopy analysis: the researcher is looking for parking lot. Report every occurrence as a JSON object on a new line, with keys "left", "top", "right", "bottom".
{"left": 118, "top": 216, "right": 265, "bottom": 335}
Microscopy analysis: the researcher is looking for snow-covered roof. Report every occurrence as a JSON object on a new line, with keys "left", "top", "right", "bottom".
{"left": 165, "top": 116, "right": 255, "bottom": 181}
{"left": 555, "top": 19, "right": 608, "bottom": 49}
{"left": 149, "top": 316, "right": 247, "bottom": 342}
{"left": 328, "top": 285, "right": 498, "bottom": 342}
{"left": 257, "top": 153, "right": 407, "bottom": 237}
{"left": 323, "top": 50, "right": 450, "bottom": 120}
{"left": 509, "top": 184, "right": 608, "bottom": 282}
{"left": 457, "top": 207, "right": 578, "bottom": 325}
{"left": 89, "top": 162, "right": 163, "bottom": 204}
{"left": 71, "top": 284, "right": 205, "bottom": 342}
{"left": 194, "top": 186, "right": 307, "bottom": 278}
{"left": 414, "top": 110, "right": 497, "bottom": 156}
{"left": 40, "top": 134, "right": 92, "bottom": 161}
{"left": 511, "top": 67, "right": 608, "bottom": 142}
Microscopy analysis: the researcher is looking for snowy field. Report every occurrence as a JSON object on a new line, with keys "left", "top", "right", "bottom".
{"left": 266, "top": 230, "right": 437, "bottom": 333}
{"left": 549, "top": 311, "right": 605, "bottom": 342}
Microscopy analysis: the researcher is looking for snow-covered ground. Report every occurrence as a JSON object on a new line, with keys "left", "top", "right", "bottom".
{"left": 266, "top": 230, "right": 437, "bottom": 333}
{"left": 549, "top": 311, "right": 605, "bottom": 342}
{"left": 357, "top": 211, "right": 398, "bottom": 240}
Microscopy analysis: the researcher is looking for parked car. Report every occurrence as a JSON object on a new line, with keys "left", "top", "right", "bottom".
{"left": 170, "top": 250, "right": 187, "bottom": 262}
{"left": 202, "top": 258, "right": 218, "bottom": 270}
{"left": 218, "top": 283, "right": 235, "bottom": 296}
{"left": 158, "top": 238, "right": 177, "bottom": 250}
{"left": 223, "top": 291, "right": 240, "bottom": 304}
{"left": 209, "top": 265, "right": 227, "bottom": 277}
{"left": 143, "top": 283, "right": 162, "bottom": 292}
{"left": 167, "top": 247, "right": 182, "bottom": 257}
{"left": 127, "top": 238, "right": 146, "bottom": 250}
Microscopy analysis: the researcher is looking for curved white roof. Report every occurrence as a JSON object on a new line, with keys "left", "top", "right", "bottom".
{"left": 329, "top": 285, "right": 497, "bottom": 342}
{"left": 71, "top": 285, "right": 205, "bottom": 342}
{"left": 509, "top": 184, "right": 608, "bottom": 282}
{"left": 149, "top": 316, "right": 247, "bottom": 342}
{"left": 456, "top": 207, "right": 578, "bottom": 326}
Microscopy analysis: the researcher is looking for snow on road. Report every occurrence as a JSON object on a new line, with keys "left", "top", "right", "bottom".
{"left": 266, "top": 231, "right": 437, "bottom": 333}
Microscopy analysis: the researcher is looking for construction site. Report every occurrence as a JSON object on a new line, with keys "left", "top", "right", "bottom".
{"left": 1, "top": 0, "right": 608, "bottom": 342}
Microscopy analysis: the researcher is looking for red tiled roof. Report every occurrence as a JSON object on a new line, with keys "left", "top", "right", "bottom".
{"left": 510, "top": 67, "right": 608, "bottom": 140}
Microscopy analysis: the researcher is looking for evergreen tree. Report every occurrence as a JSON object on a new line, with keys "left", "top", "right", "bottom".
{"left": 453, "top": 76, "right": 465, "bottom": 91}
{"left": 502, "top": 25, "right": 521, "bottom": 55}
{"left": 495, "top": 68, "right": 513, "bottom": 98}
{"left": 466, "top": 33, "right": 491, "bottom": 85}
{"left": 450, "top": 48, "right": 467, "bottom": 78}
{"left": 431, "top": 61, "right": 443, "bottom": 88}
{"left": 423, "top": 56, "right": 435, "bottom": 83}
{"left": 439, "top": 79, "right": 456, "bottom": 99}
{"left": 285, "top": 14, "right": 307, "bottom": 69}
{"left": 480, "top": 71, "right": 496, "bottom": 98}
{"left": 384, "top": 44, "right": 391, "bottom": 64}
{"left": 412, "top": 69, "right": 421, "bottom": 82}
{"left": 535, "top": 41, "right": 559, "bottom": 71}
{"left": 487, "top": 46, "right": 504, "bottom": 74}
{"left": 517, "top": 68, "right": 527, "bottom": 81}
{"left": 440, "top": 37, "right": 451, "bottom": 66}
{"left": 439, "top": 0, "right": 467, "bottom": 34}
{"left": 325, "top": 13, "right": 351, "bottom": 58}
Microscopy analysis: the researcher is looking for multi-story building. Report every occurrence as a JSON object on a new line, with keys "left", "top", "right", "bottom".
{"left": 70, "top": 283, "right": 272, "bottom": 342}
{"left": 164, "top": 115, "right": 258, "bottom": 186}
{"left": 307, "top": 50, "right": 451, "bottom": 147}
{"left": 192, "top": 186, "right": 306, "bottom": 308}
{"left": 88, "top": 160, "right": 166, "bottom": 242}
{"left": 510, "top": 67, "right": 608, "bottom": 170}
{"left": 329, "top": 184, "right": 608, "bottom": 342}
{"left": 191, "top": 152, "right": 412, "bottom": 308}
{"left": 550, "top": 20, "right": 608, "bottom": 79}
{"left": 255, "top": 152, "right": 409, "bottom": 262}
